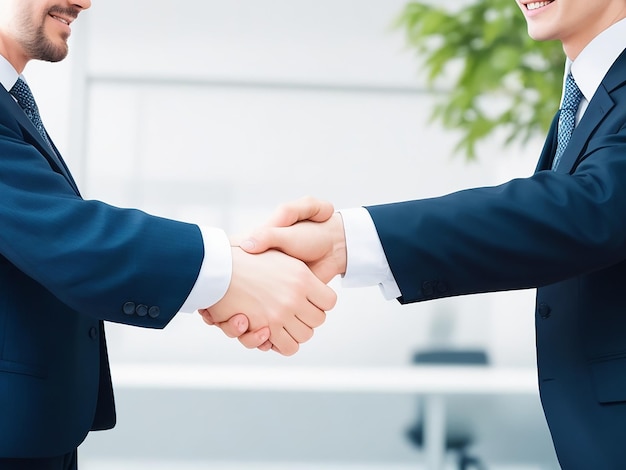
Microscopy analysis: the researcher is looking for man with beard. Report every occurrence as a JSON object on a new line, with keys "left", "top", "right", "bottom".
{"left": 0, "top": 1, "right": 337, "bottom": 468}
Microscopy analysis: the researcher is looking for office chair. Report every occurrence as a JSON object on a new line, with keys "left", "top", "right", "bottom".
{"left": 406, "top": 349, "right": 489, "bottom": 470}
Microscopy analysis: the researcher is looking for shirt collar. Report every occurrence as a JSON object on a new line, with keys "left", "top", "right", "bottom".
{"left": 0, "top": 54, "right": 20, "bottom": 93}
{"left": 567, "top": 17, "right": 626, "bottom": 104}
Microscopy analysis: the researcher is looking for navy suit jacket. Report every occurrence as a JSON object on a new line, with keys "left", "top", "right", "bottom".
{"left": 0, "top": 84, "right": 204, "bottom": 457}
{"left": 367, "top": 49, "right": 626, "bottom": 468}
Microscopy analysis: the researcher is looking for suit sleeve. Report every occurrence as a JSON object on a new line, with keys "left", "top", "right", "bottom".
{"left": 366, "top": 130, "right": 626, "bottom": 304}
{"left": 0, "top": 121, "right": 204, "bottom": 329}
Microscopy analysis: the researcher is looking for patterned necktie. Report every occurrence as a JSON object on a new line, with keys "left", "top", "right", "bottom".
{"left": 552, "top": 73, "right": 583, "bottom": 170}
{"left": 10, "top": 78, "right": 54, "bottom": 151}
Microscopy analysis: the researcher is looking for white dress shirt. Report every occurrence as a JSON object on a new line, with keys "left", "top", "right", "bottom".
{"left": 0, "top": 55, "right": 232, "bottom": 313}
{"left": 340, "top": 17, "right": 626, "bottom": 301}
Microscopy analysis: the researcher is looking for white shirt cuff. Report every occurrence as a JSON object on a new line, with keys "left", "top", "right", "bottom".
{"left": 339, "top": 207, "right": 401, "bottom": 300}
{"left": 179, "top": 226, "right": 232, "bottom": 313}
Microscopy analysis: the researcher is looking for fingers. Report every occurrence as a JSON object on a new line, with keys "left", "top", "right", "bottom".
{"left": 198, "top": 308, "right": 214, "bottom": 325}
{"left": 202, "top": 307, "right": 322, "bottom": 356}
{"left": 230, "top": 302, "right": 322, "bottom": 353}
{"left": 266, "top": 196, "right": 334, "bottom": 227}
{"left": 256, "top": 340, "right": 273, "bottom": 352}
{"left": 269, "top": 326, "right": 300, "bottom": 356}
{"left": 264, "top": 312, "right": 314, "bottom": 356}
{"left": 200, "top": 311, "right": 273, "bottom": 352}
{"left": 283, "top": 315, "right": 315, "bottom": 344}
{"left": 307, "top": 282, "right": 338, "bottom": 314}
{"left": 289, "top": 294, "right": 328, "bottom": 329}
{"left": 216, "top": 313, "right": 249, "bottom": 338}
{"left": 238, "top": 326, "right": 271, "bottom": 349}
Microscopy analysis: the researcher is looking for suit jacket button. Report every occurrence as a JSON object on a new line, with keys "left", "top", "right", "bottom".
{"left": 89, "top": 327, "right": 98, "bottom": 340}
{"left": 436, "top": 281, "right": 449, "bottom": 294}
{"left": 136, "top": 304, "right": 149, "bottom": 317}
{"left": 422, "top": 281, "right": 434, "bottom": 296}
{"left": 123, "top": 302, "right": 136, "bottom": 315}
{"left": 148, "top": 306, "right": 160, "bottom": 318}
{"left": 537, "top": 303, "right": 551, "bottom": 319}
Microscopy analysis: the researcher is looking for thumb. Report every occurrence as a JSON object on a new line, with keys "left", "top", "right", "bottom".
{"left": 240, "top": 226, "right": 305, "bottom": 257}
{"left": 266, "top": 197, "right": 334, "bottom": 227}
{"left": 239, "top": 227, "right": 282, "bottom": 254}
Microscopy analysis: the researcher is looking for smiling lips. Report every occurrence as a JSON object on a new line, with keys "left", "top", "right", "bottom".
{"left": 50, "top": 14, "right": 71, "bottom": 26}
{"left": 526, "top": 1, "right": 555, "bottom": 10}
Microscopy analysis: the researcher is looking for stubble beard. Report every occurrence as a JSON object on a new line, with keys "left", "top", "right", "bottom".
{"left": 16, "top": 9, "right": 70, "bottom": 63}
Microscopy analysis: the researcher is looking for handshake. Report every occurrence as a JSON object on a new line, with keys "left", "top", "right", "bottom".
{"left": 198, "top": 197, "right": 348, "bottom": 356}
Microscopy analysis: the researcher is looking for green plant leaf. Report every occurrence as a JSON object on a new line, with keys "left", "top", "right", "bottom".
{"left": 397, "top": 1, "right": 564, "bottom": 159}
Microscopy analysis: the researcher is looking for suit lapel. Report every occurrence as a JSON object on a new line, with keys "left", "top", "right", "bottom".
{"left": 0, "top": 86, "right": 80, "bottom": 195}
{"left": 535, "top": 111, "right": 560, "bottom": 172}
{"left": 47, "top": 135, "right": 81, "bottom": 195}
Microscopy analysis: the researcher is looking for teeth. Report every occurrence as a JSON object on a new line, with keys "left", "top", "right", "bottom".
{"left": 527, "top": 1, "right": 553, "bottom": 10}
{"left": 51, "top": 15, "right": 69, "bottom": 25}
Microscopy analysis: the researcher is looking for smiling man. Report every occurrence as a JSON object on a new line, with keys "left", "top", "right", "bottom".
{"left": 0, "top": 1, "right": 338, "bottom": 468}
{"left": 227, "top": 0, "right": 626, "bottom": 467}
{"left": 0, "top": 1, "right": 78, "bottom": 67}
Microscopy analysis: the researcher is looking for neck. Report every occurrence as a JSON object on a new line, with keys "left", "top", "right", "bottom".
{"left": 0, "top": 35, "right": 28, "bottom": 74}
{"left": 563, "top": 11, "right": 626, "bottom": 60}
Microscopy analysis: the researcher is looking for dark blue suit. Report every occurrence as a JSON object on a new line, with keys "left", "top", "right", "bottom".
{"left": 367, "top": 49, "right": 626, "bottom": 468}
{"left": 0, "top": 83, "right": 204, "bottom": 458}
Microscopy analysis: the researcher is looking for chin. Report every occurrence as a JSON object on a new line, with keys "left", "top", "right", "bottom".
{"left": 524, "top": 15, "right": 563, "bottom": 42}
{"left": 526, "top": 25, "right": 556, "bottom": 42}
{"left": 37, "top": 42, "right": 69, "bottom": 63}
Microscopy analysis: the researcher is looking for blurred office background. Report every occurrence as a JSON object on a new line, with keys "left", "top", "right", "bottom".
{"left": 28, "top": 0, "right": 560, "bottom": 468}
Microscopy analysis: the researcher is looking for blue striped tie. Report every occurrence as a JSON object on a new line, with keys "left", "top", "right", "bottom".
{"left": 552, "top": 73, "right": 583, "bottom": 171}
{"left": 10, "top": 78, "right": 55, "bottom": 151}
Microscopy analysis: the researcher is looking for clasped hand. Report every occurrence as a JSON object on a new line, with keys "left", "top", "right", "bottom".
{"left": 198, "top": 197, "right": 347, "bottom": 356}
